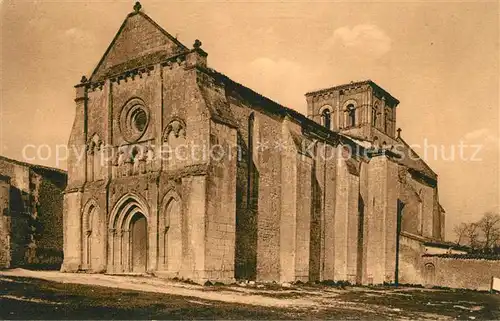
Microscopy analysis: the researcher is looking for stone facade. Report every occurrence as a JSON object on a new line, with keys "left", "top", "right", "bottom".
{"left": 0, "top": 156, "right": 67, "bottom": 269}
{"left": 62, "top": 3, "right": 446, "bottom": 285}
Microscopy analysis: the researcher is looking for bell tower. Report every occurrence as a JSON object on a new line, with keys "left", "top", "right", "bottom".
{"left": 305, "top": 80, "right": 400, "bottom": 145}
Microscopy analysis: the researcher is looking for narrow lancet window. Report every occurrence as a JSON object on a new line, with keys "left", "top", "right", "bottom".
{"left": 321, "top": 109, "right": 331, "bottom": 130}
{"left": 347, "top": 104, "right": 356, "bottom": 127}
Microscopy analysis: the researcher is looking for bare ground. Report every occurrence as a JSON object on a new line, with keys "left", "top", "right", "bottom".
{"left": 0, "top": 269, "right": 498, "bottom": 320}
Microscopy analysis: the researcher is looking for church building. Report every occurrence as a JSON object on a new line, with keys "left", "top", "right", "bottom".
{"left": 62, "top": 2, "right": 445, "bottom": 285}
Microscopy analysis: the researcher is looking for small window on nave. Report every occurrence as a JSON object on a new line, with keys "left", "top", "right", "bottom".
{"left": 321, "top": 109, "right": 331, "bottom": 130}
{"left": 347, "top": 104, "right": 356, "bottom": 127}
{"left": 372, "top": 104, "right": 379, "bottom": 127}
{"left": 384, "top": 107, "right": 390, "bottom": 133}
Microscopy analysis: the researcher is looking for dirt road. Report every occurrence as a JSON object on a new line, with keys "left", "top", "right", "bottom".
{"left": 1, "top": 269, "right": 498, "bottom": 320}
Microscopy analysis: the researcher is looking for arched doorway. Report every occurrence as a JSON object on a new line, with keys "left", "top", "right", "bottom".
{"left": 423, "top": 263, "right": 436, "bottom": 288}
{"left": 131, "top": 213, "right": 148, "bottom": 273}
{"left": 108, "top": 194, "right": 150, "bottom": 274}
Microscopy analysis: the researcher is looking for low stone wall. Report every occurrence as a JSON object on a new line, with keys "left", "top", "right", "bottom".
{"left": 398, "top": 233, "right": 500, "bottom": 291}
{"left": 398, "top": 234, "right": 424, "bottom": 285}
{"left": 422, "top": 255, "right": 500, "bottom": 291}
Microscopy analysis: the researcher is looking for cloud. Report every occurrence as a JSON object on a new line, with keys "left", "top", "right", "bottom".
{"left": 463, "top": 128, "right": 499, "bottom": 147}
{"left": 63, "top": 27, "right": 95, "bottom": 45}
{"left": 326, "top": 24, "right": 392, "bottom": 58}
{"left": 249, "top": 57, "right": 303, "bottom": 81}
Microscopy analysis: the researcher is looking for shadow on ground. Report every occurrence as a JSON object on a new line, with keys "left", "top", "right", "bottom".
{"left": 0, "top": 272, "right": 499, "bottom": 320}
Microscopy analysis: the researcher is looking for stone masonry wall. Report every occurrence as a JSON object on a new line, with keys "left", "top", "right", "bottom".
{"left": 279, "top": 122, "right": 298, "bottom": 283}
{"left": 0, "top": 177, "right": 10, "bottom": 268}
{"left": 333, "top": 155, "right": 361, "bottom": 283}
{"left": 0, "top": 158, "right": 31, "bottom": 267}
{"left": 279, "top": 118, "right": 313, "bottom": 283}
{"left": 295, "top": 152, "right": 313, "bottom": 281}
{"left": 364, "top": 155, "right": 399, "bottom": 284}
{"left": 314, "top": 142, "right": 337, "bottom": 281}
{"left": 398, "top": 233, "right": 425, "bottom": 285}
{"left": 205, "top": 120, "right": 237, "bottom": 283}
{"left": 30, "top": 168, "right": 66, "bottom": 266}
{"left": 227, "top": 98, "right": 284, "bottom": 282}
{"left": 254, "top": 113, "right": 282, "bottom": 282}
{"left": 422, "top": 256, "right": 500, "bottom": 291}
{"left": 0, "top": 157, "right": 66, "bottom": 269}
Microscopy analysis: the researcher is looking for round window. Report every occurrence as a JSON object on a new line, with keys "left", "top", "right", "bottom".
{"left": 131, "top": 108, "right": 147, "bottom": 133}
{"left": 120, "top": 98, "right": 149, "bottom": 143}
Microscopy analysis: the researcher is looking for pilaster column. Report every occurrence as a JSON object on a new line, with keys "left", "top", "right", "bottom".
{"left": 124, "top": 230, "right": 132, "bottom": 272}
{"left": 107, "top": 228, "right": 115, "bottom": 272}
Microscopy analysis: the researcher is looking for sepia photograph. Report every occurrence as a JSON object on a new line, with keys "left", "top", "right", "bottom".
{"left": 0, "top": 0, "right": 499, "bottom": 319}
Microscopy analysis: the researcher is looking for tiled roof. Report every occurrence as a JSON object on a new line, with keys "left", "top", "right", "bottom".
{"left": 424, "top": 240, "right": 469, "bottom": 251}
{"left": 423, "top": 253, "right": 500, "bottom": 261}
{"left": 395, "top": 136, "right": 437, "bottom": 180}
{"left": 305, "top": 80, "right": 400, "bottom": 106}
{"left": 0, "top": 155, "right": 67, "bottom": 176}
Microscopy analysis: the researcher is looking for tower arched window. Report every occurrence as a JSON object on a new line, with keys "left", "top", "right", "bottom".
{"left": 321, "top": 109, "right": 331, "bottom": 130}
{"left": 372, "top": 104, "right": 379, "bottom": 127}
{"left": 384, "top": 108, "right": 390, "bottom": 132}
{"left": 347, "top": 104, "right": 356, "bottom": 127}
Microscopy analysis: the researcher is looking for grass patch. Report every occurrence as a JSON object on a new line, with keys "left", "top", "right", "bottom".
{"left": 0, "top": 276, "right": 301, "bottom": 320}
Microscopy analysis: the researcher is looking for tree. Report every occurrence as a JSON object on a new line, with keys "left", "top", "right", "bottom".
{"left": 465, "top": 223, "right": 480, "bottom": 250}
{"left": 454, "top": 222, "right": 469, "bottom": 245}
{"left": 454, "top": 211, "right": 500, "bottom": 253}
{"left": 478, "top": 212, "right": 500, "bottom": 251}
{"left": 453, "top": 222, "right": 479, "bottom": 248}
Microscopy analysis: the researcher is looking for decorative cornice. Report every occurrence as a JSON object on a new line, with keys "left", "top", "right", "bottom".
{"left": 306, "top": 80, "right": 400, "bottom": 107}
{"left": 110, "top": 65, "right": 155, "bottom": 85}
{"left": 161, "top": 164, "right": 209, "bottom": 180}
{"left": 80, "top": 51, "right": 190, "bottom": 88}
{"left": 306, "top": 80, "right": 372, "bottom": 97}
{"left": 161, "top": 54, "right": 187, "bottom": 69}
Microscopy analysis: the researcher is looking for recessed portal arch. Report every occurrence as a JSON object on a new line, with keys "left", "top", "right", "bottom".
{"left": 109, "top": 193, "right": 150, "bottom": 273}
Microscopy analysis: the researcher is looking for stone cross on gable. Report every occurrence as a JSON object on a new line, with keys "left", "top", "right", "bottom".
{"left": 193, "top": 39, "right": 202, "bottom": 49}
{"left": 133, "top": 1, "right": 142, "bottom": 13}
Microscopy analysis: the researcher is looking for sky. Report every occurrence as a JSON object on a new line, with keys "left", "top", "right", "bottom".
{"left": 1, "top": 0, "right": 499, "bottom": 240}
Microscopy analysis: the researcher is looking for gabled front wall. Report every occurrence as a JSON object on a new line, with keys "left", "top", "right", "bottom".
{"left": 62, "top": 56, "right": 216, "bottom": 282}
